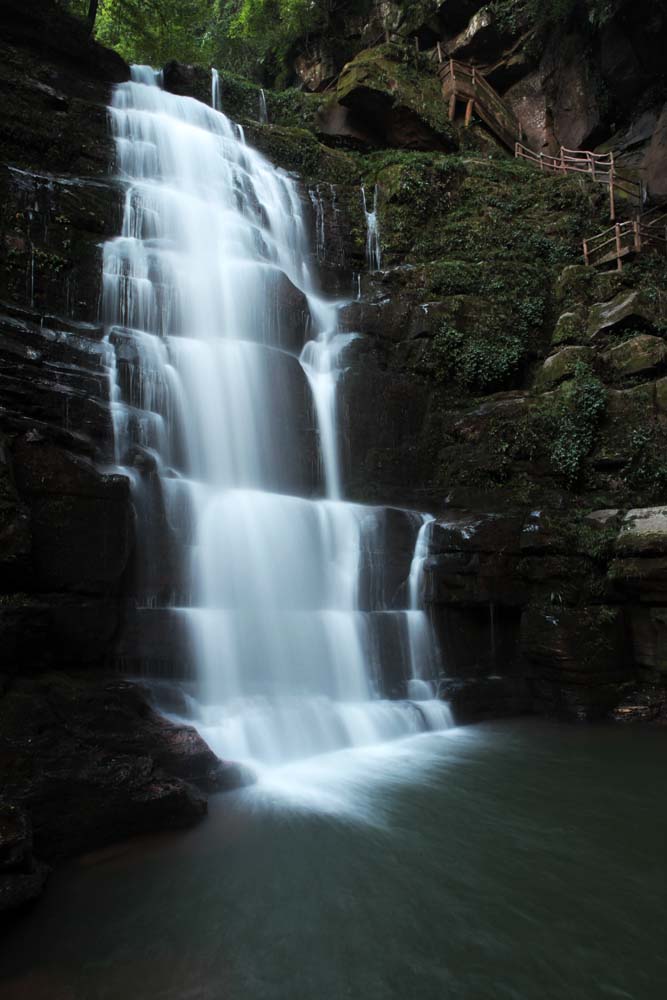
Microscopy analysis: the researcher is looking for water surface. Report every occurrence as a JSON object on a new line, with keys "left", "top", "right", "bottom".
{"left": 1, "top": 719, "right": 664, "bottom": 1000}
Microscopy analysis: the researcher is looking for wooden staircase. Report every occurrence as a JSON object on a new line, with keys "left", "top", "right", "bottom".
{"left": 583, "top": 204, "right": 667, "bottom": 270}
{"left": 435, "top": 55, "right": 523, "bottom": 152}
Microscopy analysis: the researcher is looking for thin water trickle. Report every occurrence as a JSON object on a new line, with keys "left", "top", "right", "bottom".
{"left": 259, "top": 88, "right": 269, "bottom": 124}
{"left": 362, "top": 183, "right": 382, "bottom": 272}
{"left": 102, "top": 65, "right": 450, "bottom": 769}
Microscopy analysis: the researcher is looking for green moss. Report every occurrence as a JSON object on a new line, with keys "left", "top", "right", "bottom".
{"left": 242, "top": 123, "right": 359, "bottom": 184}
{"left": 213, "top": 68, "right": 325, "bottom": 130}
{"left": 619, "top": 427, "right": 667, "bottom": 497}
{"left": 423, "top": 321, "right": 524, "bottom": 392}
{"left": 336, "top": 43, "right": 458, "bottom": 149}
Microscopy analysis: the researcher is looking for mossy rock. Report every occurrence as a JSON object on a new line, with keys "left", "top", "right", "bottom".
{"left": 535, "top": 347, "right": 594, "bottom": 390}
{"left": 336, "top": 43, "right": 458, "bottom": 151}
{"left": 552, "top": 307, "right": 586, "bottom": 347}
{"left": 604, "top": 334, "right": 667, "bottom": 378}
{"left": 617, "top": 507, "right": 667, "bottom": 556}
{"left": 242, "top": 123, "right": 360, "bottom": 184}
{"left": 555, "top": 264, "right": 626, "bottom": 309}
{"left": 587, "top": 289, "right": 667, "bottom": 344}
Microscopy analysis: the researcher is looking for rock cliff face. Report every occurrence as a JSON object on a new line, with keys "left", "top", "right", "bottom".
{"left": 1, "top": 0, "right": 666, "bottom": 914}
{"left": 0, "top": 0, "right": 248, "bottom": 918}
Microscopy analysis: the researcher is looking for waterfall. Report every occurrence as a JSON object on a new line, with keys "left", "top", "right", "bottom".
{"left": 361, "top": 184, "right": 381, "bottom": 272}
{"left": 103, "top": 66, "right": 450, "bottom": 768}
{"left": 259, "top": 88, "right": 269, "bottom": 124}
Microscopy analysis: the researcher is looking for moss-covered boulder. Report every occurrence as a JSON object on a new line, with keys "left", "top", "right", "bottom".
{"left": 552, "top": 308, "right": 586, "bottom": 346}
{"left": 587, "top": 289, "right": 667, "bottom": 344}
{"left": 604, "top": 334, "right": 667, "bottom": 378}
{"left": 535, "top": 347, "right": 595, "bottom": 390}
{"left": 617, "top": 507, "right": 667, "bottom": 556}
{"left": 243, "top": 123, "right": 360, "bottom": 184}
{"left": 336, "top": 44, "right": 458, "bottom": 151}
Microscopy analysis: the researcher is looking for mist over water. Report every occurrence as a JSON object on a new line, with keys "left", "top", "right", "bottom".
{"left": 103, "top": 67, "right": 451, "bottom": 769}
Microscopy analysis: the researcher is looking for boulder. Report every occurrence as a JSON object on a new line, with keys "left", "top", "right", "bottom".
{"left": 616, "top": 507, "right": 667, "bottom": 556}
{"left": 336, "top": 45, "right": 458, "bottom": 151}
{"left": 535, "top": 346, "right": 593, "bottom": 389}
{"left": 504, "top": 70, "right": 556, "bottom": 154}
{"left": 587, "top": 290, "right": 667, "bottom": 343}
{"left": 552, "top": 308, "right": 586, "bottom": 347}
{"left": 0, "top": 675, "right": 252, "bottom": 865}
{"left": 604, "top": 335, "right": 667, "bottom": 379}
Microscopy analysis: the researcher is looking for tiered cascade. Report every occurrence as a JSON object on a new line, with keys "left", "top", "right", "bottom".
{"left": 103, "top": 66, "right": 451, "bottom": 767}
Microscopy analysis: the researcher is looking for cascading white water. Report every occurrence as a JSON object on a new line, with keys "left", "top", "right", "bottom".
{"left": 103, "top": 66, "right": 450, "bottom": 768}
{"left": 361, "top": 184, "right": 382, "bottom": 272}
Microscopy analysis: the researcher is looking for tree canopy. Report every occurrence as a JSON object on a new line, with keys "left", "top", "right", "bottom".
{"left": 59, "top": 0, "right": 369, "bottom": 79}
{"left": 59, "top": 0, "right": 623, "bottom": 82}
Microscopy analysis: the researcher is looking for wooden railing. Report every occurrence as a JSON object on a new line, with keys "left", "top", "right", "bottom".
{"left": 436, "top": 57, "right": 522, "bottom": 151}
{"left": 515, "top": 142, "right": 643, "bottom": 220}
{"left": 583, "top": 210, "right": 667, "bottom": 269}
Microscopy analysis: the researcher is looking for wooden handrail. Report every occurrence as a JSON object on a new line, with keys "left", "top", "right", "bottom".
{"left": 516, "top": 142, "right": 642, "bottom": 220}
{"left": 583, "top": 205, "right": 667, "bottom": 270}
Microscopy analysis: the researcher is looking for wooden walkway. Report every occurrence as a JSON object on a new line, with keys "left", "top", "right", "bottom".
{"left": 583, "top": 204, "right": 667, "bottom": 269}
{"left": 435, "top": 55, "right": 522, "bottom": 151}
{"left": 515, "top": 143, "right": 643, "bottom": 221}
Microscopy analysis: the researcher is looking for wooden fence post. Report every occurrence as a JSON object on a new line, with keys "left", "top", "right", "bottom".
{"left": 465, "top": 98, "right": 474, "bottom": 127}
{"left": 609, "top": 152, "right": 615, "bottom": 221}
{"left": 437, "top": 41, "right": 442, "bottom": 64}
{"left": 583, "top": 239, "right": 589, "bottom": 267}
{"left": 539, "top": 153, "right": 544, "bottom": 172}
{"left": 615, "top": 223, "right": 623, "bottom": 271}
{"left": 634, "top": 219, "right": 642, "bottom": 253}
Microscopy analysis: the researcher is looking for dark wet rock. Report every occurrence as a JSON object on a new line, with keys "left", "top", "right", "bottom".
{"left": 0, "top": 675, "right": 252, "bottom": 868}
{"left": 439, "top": 675, "right": 529, "bottom": 725}
{"left": 444, "top": 7, "right": 501, "bottom": 63}
{"left": 0, "top": 802, "right": 49, "bottom": 918}
{"left": 113, "top": 608, "right": 197, "bottom": 680}
{"left": 519, "top": 605, "right": 632, "bottom": 720}
{"left": 12, "top": 439, "right": 132, "bottom": 593}
{"left": 163, "top": 60, "right": 211, "bottom": 105}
